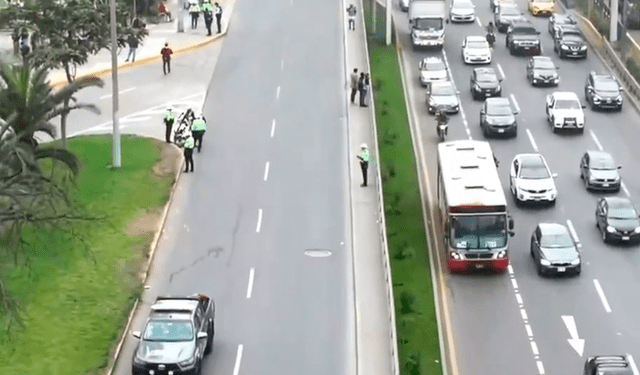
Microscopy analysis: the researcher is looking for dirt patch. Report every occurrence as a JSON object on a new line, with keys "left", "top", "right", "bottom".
{"left": 126, "top": 207, "right": 163, "bottom": 237}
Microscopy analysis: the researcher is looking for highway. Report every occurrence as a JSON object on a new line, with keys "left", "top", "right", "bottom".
{"left": 393, "top": 1, "right": 640, "bottom": 374}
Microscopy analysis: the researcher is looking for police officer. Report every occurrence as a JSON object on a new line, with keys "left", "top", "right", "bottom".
{"left": 189, "top": 1, "right": 200, "bottom": 29}
{"left": 202, "top": 0, "right": 214, "bottom": 35}
{"left": 357, "top": 143, "right": 370, "bottom": 187}
{"left": 183, "top": 132, "right": 195, "bottom": 172}
{"left": 214, "top": 2, "right": 223, "bottom": 33}
{"left": 191, "top": 113, "right": 207, "bottom": 152}
{"left": 164, "top": 107, "right": 175, "bottom": 143}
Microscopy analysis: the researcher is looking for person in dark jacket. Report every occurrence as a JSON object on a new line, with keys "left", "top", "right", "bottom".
{"left": 125, "top": 34, "right": 139, "bottom": 62}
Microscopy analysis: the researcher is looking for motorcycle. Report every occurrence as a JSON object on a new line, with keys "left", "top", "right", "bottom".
{"left": 436, "top": 117, "right": 448, "bottom": 142}
{"left": 173, "top": 108, "right": 195, "bottom": 147}
{"left": 486, "top": 32, "right": 496, "bottom": 48}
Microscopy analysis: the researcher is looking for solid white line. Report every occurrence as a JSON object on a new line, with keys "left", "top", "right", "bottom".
{"left": 566, "top": 220, "right": 582, "bottom": 248}
{"left": 99, "top": 87, "right": 136, "bottom": 100}
{"left": 511, "top": 278, "right": 518, "bottom": 289}
{"left": 589, "top": 130, "right": 604, "bottom": 151}
{"left": 497, "top": 63, "right": 505, "bottom": 80}
{"left": 525, "top": 324, "right": 533, "bottom": 337}
{"left": 520, "top": 308, "right": 528, "bottom": 320}
{"left": 233, "top": 345, "right": 244, "bottom": 375}
{"left": 627, "top": 354, "right": 640, "bottom": 375}
{"left": 515, "top": 293, "right": 523, "bottom": 305}
{"left": 246, "top": 268, "right": 255, "bottom": 298}
{"left": 531, "top": 341, "right": 539, "bottom": 355}
{"left": 526, "top": 129, "right": 539, "bottom": 152}
{"left": 263, "top": 162, "right": 270, "bottom": 181}
{"left": 476, "top": 17, "right": 482, "bottom": 27}
{"left": 271, "top": 119, "right": 276, "bottom": 137}
{"left": 256, "top": 209, "right": 263, "bottom": 233}
{"left": 276, "top": 86, "right": 281, "bottom": 100}
{"left": 622, "top": 181, "right": 631, "bottom": 197}
{"left": 536, "top": 360, "right": 546, "bottom": 374}
{"left": 508, "top": 264, "right": 514, "bottom": 274}
{"left": 593, "top": 279, "right": 612, "bottom": 313}
{"left": 510, "top": 93, "right": 520, "bottom": 114}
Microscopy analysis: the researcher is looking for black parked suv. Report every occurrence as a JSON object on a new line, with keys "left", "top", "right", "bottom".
{"left": 506, "top": 21, "right": 541, "bottom": 55}
{"left": 583, "top": 355, "right": 633, "bottom": 375}
{"left": 585, "top": 71, "right": 623, "bottom": 110}
{"left": 553, "top": 27, "right": 588, "bottom": 58}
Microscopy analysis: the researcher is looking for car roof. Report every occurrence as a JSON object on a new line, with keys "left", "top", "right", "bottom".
{"left": 593, "top": 73, "right": 618, "bottom": 84}
{"left": 511, "top": 20, "right": 535, "bottom": 27}
{"left": 486, "top": 97, "right": 510, "bottom": 106}
{"left": 516, "top": 153, "right": 546, "bottom": 165}
{"left": 552, "top": 91, "right": 580, "bottom": 100}
{"left": 538, "top": 223, "right": 570, "bottom": 236}
{"left": 466, "top": 35, "right": 487, "bottom": 43}
{"left": 586, "top": 150, "right": 614, "bottom": 162}
{"left": 431, "top": 80, "right": 454, "bottom": 89}
{"left": 151, "top": 299, "right": 199, "bottom": 312}
{"left": 453, "top": 0, "right": 474, "bottom": 5}
{"left": 422, "top": 56, "right": 444, "bottom": 64}
{"left": 603, "top": 197, "right": 636, "bottom": 210}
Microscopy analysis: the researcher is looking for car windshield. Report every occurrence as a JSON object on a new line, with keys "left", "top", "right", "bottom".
{"left": 422, "top": 60, "right": 445, "bottom": 71}
{"left": 432, "top": 85, "right": 456, "bottom": 96}
{"left": 540, "top": 232, "right": 574, "bottom": 248}
{"left": 595, "top": 80, "right": 620, "bottom": 92}
{"left": 450, "top": 214, "right": 508, "bottom": 250}
{"left": 415, "top": 18, "right": 443, "bottom": 30}
{"left": 143, "top": 320, "right": 194, "bottom": 342}
{"left": 520, "top": 162, "right": 550, "bottom": 179}
{"left": 477, "top": 72, "right": 498, "bottom": 82}
{"left": 556, "top": 17, "right": 575, "bottom": 25}
{"left": 608, "top": 206, "right": 637, "bottom": 220}
{"left": 590, "top": 156, "right": 615, "bottom": 170}
{"left": 487, "top": 104, "right": 512, "bottom": 115}
{"left": 467, "top": 40, "right": 489, "bottom": 49}
{"left": 555, "top": 99, "right": 581, "bottom": 110}
{"left": 537, "top": 0, "right": 553, "bottom": 3}
{"left": 535, "top": 60, "right": 555, "bottom": 70}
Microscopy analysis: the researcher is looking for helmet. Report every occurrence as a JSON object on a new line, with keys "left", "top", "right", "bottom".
{"left": 488, "top": 21, "right": 493, "bottom": 26}
{"left": 360, "top": 143, "right": 368, "bottom": 149}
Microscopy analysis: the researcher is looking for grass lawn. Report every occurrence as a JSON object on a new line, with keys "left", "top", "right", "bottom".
{"left": 363, "top": 3, "right": 443, "bottom": 375}
{"left": 0, "top": 135, "right": 179, "bottom": 375}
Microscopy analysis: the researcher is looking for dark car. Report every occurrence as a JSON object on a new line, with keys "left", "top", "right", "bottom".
{"left": 470, "top": 67, "right": 502, "bottom": 100}
{"left": 585, "top": 71, "right": 624, "bottom": 110}
{"left": 480, "top": 97, "right": 518, "bottom": 137}
{"left": 530, "top": 223, "right": 581, "bottom": 276}
{"left": 553, "top": 27, "right": 587, "bottom": 58}
{"left": 580, "top": 151, "right": 621, "bottom": 192}
{"left": 132, "top": 295, "right": 215, "bottom": 375}
{"left": 495, "top": 4, "right": 526, "bottom": 32}
{"left": 548, "top": 13, "right": 577, "bottom": 34}
{"left": 506, "top": 21, "right": 541, "bottom": 55}
{"left": 596, "top": 197, "right": 640, "bottom": 244}
{"left": 526, "top": 56, "right": 559, "bottom": 86}
{"left": 583, "top": 355, "right": 633, "bottom": 375}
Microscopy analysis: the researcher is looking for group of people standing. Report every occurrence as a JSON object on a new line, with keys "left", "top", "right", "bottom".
{"left": 350, "top": 68, "right": 370, "bottom": 107}
{"left": 164, "top": 108, "right": 208, "bottom": 173}
{"left": 188, "top": 0, "right": 223, "bottom": 36}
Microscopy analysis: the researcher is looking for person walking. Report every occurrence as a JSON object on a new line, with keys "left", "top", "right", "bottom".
{"left": 189, "top": 1, "right": 200, "bottom": 29}
{"left": 161, "top": 42, "right": 173, "bottom": 74}
{"left": 183, "top": 132, "right": 195, "bottom": 173}
{"left": 125, "top": 34, "right": 139, "bottom": 62}
{"left": 357, "top": 143, "right": 370, "bottom": 187}
{"left": 362, "top": 73, "right": 370, "bottom": 107}
{"left": 202, "top": 0, "right": 214, "bottom": 35}
{"left": 164, "top": 107, "right": 175, "bottom": 143}
{"left": 358, "top": 72, "right": 367, "bottom": 107}
{"left": 347, "top": 4, "right": 357, "bottom": 30}
{"left": 349, "top": 68, "right": 359, "bottom": 104}
{"left": 190, "top": 112, "right": 207, "bottom": 152}
{"left": 214, "top": 2, "right": 223, "bottom": 33}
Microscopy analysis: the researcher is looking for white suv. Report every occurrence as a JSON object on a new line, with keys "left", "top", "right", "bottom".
{"left": 545, "top": 91, "right": 586, "bottom": 133}
{"left": 510, "top": 153, "right": 557, "bottom": 205}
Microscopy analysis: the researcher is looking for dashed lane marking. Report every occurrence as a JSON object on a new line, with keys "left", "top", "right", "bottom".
{"left": 233, "top": 345, "right": 244, "bottom": 375}
{"left": 589, "top": 129, "right": 604, "bottom": 151}
{"left": 526, "top": 128, "right": 539, "bottom": 152}
{"left": 264, "top": 162, "right": 270, "bottom": 181}
{"left": 256, "top": 209, "right": 263, "bottom": 233}
{"left": 246, "top": 268, "right": 255, "bottom": 298}
{"left": 271, "top": 119, "right": 276, "bottom": 138}
{"left": 566, "top": 220, "right": 582, "bottom": 248}
{"left": 593, "top": 279, "right": 612, "bottom": 313}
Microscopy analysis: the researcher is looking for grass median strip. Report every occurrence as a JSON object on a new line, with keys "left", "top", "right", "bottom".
{"left": 363, "top": 3, "right": 443, "bottom": 375}
{"left": 0, "top": 135, "right": 180, "bottom": 374}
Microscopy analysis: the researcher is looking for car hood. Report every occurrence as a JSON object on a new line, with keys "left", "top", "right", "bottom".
{"left": 135, "top": 340, "right": 195, "bottom": 363}
{"left": 486, "top": 114, "right": 515, "bottom": 125}
{"left": 451, "top": 7, "right": 474, "bottom": 15}
{"left": 594, "top": 89, "right": 620, "bottom": 98}
{"left": 517, "top": 178, "right": 555, "bottom": 191}
{"left": 560, "top": 37, "right": 585, "bottom": 46}
{"left": 552, "top": 109, "right": 584, "bottom": 120}
{"left": 590, "top": 169, "right": 619, "bottom": 180}
{"left": 431, "top": 95, "right": 459, "bottom": 106}
{"left": 533, "top": 68, "right": 558, "bottom": 77}
{"left": 421, "top": 70, "right": 447, "bottom": 80}
{"left": 608, "top": 218, "right": 640, "bottom": 231}
{"left": 540, "top": 247, "right": 579, "bottom": 262}
{"left": 464, "top": 47, "right": 491, "bottom": 56}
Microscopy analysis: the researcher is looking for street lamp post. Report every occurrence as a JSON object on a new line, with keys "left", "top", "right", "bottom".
{"left": 110, "top": 0, "right": 122, "bottom": 168}
{"left": 610, "top": 0, "right": 619, "bottom": 42}
{"left": 386, "top": 0, "right": 391, "bottom": 45}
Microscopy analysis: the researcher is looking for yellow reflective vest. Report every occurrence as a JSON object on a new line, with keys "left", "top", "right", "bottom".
{"left": 191, "top": 118, "right": 207, "bottom": 131}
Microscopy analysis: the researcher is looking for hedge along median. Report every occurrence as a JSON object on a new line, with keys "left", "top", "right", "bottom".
{"left": 0, "top": 135, "right": 181, "bottom": 374}
{"left": 362, "top": 2, "right": 443, "bottom": 375}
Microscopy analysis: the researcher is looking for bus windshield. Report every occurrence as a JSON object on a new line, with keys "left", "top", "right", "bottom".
{"left": 450, "top": 214, "right": 508, "bottom": 250}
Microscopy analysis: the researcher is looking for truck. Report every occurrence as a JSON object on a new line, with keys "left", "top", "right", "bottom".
{"left": 408, "top": 0, "right": 447, "bottom": 49}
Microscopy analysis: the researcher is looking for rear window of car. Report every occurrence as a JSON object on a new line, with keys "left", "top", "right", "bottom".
{"left": 423, "top": 61, "right": 445, "bottom": 71}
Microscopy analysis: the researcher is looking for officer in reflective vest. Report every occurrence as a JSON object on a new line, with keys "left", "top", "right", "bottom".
{"left": 164, "top": 107, "right": 175, "bottom": 143}
{"left": 190, "top": 114, "right": 207, "bottom": 153}
{"left": 183, "top": 133, "right": 195, "bottom": 173}
{"left": 189, "top": 2, "right": 200, "bottom": 29}
{"left": 357, "top": 143, "right": 370, "bottom": 187}
{"left": 202, "top": 0, "right": 214, "bottom": 35}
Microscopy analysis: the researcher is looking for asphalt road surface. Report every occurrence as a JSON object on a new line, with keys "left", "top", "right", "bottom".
{"left": 104, "top": 0, "right": 354, "bottom": 374}
{"left": 393, "top": 1, "right": 640, "bottom": 374}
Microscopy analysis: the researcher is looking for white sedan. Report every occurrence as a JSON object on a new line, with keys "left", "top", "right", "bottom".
{"left": 462, "top": 36, "right": 492, "bottom": 65}
{"left": 510, "top": 153, "right": 557, "bottom": 205}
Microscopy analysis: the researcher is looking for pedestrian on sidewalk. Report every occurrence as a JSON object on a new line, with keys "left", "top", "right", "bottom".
{"left": 358, "top": 72, "right": 367, "bottom": 107}
{"left": 189, "top": 1, "right": 201, "bottom": 29}
{"left": 161, "top": 42, "right": 173, "bottom": 74}
{"left": 158, "top": 1, "right": 172, "bottom": 21}
{"left": 362, "top": 73, "right": 370, "bottom": 107}
{"left": 347, "top": 4, "right": 357, "bottom": 30}
{"left": 357, "top": 143, "right": 370, "bottom": 187}
{"left": 125, "top": 34, "right": 139, "bottom": 62}
{"left": 190, "top": 112, "right": 207, "bottom": 152}
{"left": 214, "top": 2, "right": 223, "bottom": 33}
{"left": 202, "top": 0, "right": 214, "bottom": 36}
{"left": 183, "top": 132, "right": 195, "bottom": 173}
{"left": 164, "top": 107, "right": 175, "bottom": 143}
{"left": 349, "top": 68, "right": 359, "bottom": 104}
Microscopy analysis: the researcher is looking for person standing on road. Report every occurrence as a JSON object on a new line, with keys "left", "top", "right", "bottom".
{"left": 202, "top": 0, "right": 214, "bottom": 36}
{"left": 161, "top": 42, "right": 173, "bottom": 74}
{"left": 189, "top": 1, "right": 200, "bottom": 29}
{"left": 357, "top": 143, "right": 370, "bottom": 187}
{"left": 350, "top": 68, "right": 359, "bottom": 104}
{"left": 347, "top": 4, "right": 357, "bottom": 30}
{"left": 183, "top": 133, "right": 195, "bottom": 173}
{"left": 190, "top": 113, "right": 207, "bottom": 152}
{"left": 125, "top": 34, "right": 139, "bottom": 62}
{"left": 214, "top": 3, "right": 223, "bottom": 33}
{"left": 164, "top": 107, "right": 175, "bottom": 143}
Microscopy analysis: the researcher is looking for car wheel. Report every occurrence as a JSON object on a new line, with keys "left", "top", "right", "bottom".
{"left": 550, "top": 199, "right": 556, "bottom": 206}
{"left": 578, "top": 128, "right": 584, "bottom": 134}
{"left": 590, "top": 101, "right": 597, "bottom": 111}
{"left": 530, "top": 247, "right": 534, "bottom": 258}
{"left": 617, "top": 104, "right": 623, "bottom": 112}
{"left": 205, "top": 320, "right": 214, "bottom": 354}
{"left": 512, "top": 127, "right": 517, "bottom": 137}
{"left": 602, "top": 227, "right": 609, "bottom": 243}
{"left": 509, "top": 47, "right": 515, "bottom": 56}
{"left": 584, "top": 177, "right": 590, "bottom": 190}
{"left": 553, "top": 44, "right": 557, "bottom": 52}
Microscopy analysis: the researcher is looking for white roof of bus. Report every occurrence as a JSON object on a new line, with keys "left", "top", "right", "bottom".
{"left": 437, "top": 140, "right": 507, "bottom": 209}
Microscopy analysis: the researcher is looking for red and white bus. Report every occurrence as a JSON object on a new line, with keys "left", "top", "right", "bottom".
{"left": 436, "top": 140, "right": 515, "bottom": 272}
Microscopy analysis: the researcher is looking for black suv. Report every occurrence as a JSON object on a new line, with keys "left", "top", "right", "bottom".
{"left": 506, "top": 22, "right": 541, "bottom": 55}
{"left": 585, "top": 71, "right": 623, "bottom": 110}
{"left": 583, "top": 355, "right": 633, "bottom": 375}
{"left": 553, "top": 27, "right": 587, "bottom": 58}
{"left": 470, "top": 67, "right": 502, "bottom": 100}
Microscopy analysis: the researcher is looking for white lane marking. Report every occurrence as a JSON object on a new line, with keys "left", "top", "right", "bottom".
{"left": 271, "top": 119, "right": 276, "bottom": 138}
{"left": 562, "top": 315, "right": 585, "bottom": 357}
{"left": 525, "top": 324, "right": 533, "bottom": 337}
{"left": 593, "top": 279, "right": 612, "bottom": 313}
{"left": 263, "top": 162, "right": 270, "bottom": 181}
{"left": 515, "top": 293, "right": 523, "bottom": 305}
{"left": 497, "top": 63, "right": 506, "bottom": 80}
{"left": 281, "top": 59, "right": 284, "bottom": 71}
{"left": 511, "top": 278, "right": 518, "bottom": 289}
{"left": 531, "top": 341, "right": 539, "bottom": 355}
{"left": 566, "top": 220, "right": 582, "bottom": 248}
{"left": 526, "top": 129, "right": 539, "bottom": 152}
{"left": 233, "top": 345, "right": 244, "bottom": 375}
{"left": 520, "top": 308, "right": 528, "bottom": 320}
{"left": 508, "top": 264, "right": 514, "bottom": 274}
{"left": 476, "top": 17, "right": 482, "bottom": 27}
{"left": 627, "top": 354, "right": 640, "bottom": 375}
{"left": 510, "top": 93, "right": 521, "bottom": 114}
{"left": 246, "top": 268, "right": 255, "bottom": 298}
{"left": 99, "top": 87, "right": 136, "bottom": 100}
{"left": 256, "top": 209, "right": 263, "bottom": 233}
{"left": 589, "top": 130, "right": 604, "bottom": 151}
{"left": 276, "top": 85, "right": 281, "bottom": 100}
{"left": 120, "top": 116, "right": 152, "bottom": 122}
{"left": 622, "top": 181, "right": 630, "bottom": 197}
{"left": 536, "top": 360, "right": 545, "bottom": 374}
